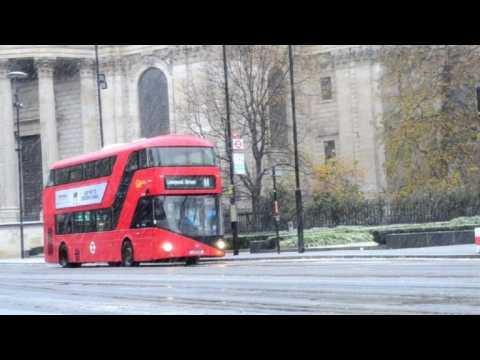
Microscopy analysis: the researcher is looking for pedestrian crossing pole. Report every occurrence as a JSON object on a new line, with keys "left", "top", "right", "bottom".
{"left": 288, "top": 45, "right": 305, "bottom": 254}
{"left": 222, "top": 45, "right": 239, "bottom": 256}
{"left": 8, "top": 71, "right": 28, "bottom": 259}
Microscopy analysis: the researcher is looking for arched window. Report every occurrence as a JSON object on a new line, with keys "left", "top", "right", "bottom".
{"left": 268, "top": 68, "right": 288, "bottom": 148}
{"left": 138, "top": 68, "right": 170, "bottom": 137}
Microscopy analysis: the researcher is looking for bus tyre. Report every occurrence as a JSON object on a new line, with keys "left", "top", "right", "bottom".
{"left": 59, "top": 245, "right": 71, "bottom": 268}
{"left": 185, "top": 257, "right": 200, "bottom": 266}
{"left": 108, "top": 262, "right": 121, "bottom": 267}
{"left": 121, "top": 241, "right": 136, "bottom": 267}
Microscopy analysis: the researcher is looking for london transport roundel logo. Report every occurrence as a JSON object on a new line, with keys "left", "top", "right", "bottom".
{"left": 89, "top": 241, "right": 96, "bottom": 255}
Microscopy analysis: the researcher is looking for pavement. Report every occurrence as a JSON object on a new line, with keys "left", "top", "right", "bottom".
{"left": 0, "top": 244, "right": 478, "bottom": 265}
{"left": 216, "top": 244, "right": 480, "bottom": 261}
{"left": 0, "top": 254, "right": 480, "bottom": 314}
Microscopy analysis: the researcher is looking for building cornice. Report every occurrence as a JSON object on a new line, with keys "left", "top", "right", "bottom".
{"left": 35, "top": 58, "right": 57, "bottom": 77}
{"left": 0, "top": 45, "right": 97, "bottom": 60}
{"left": 332, "top": 46, "right": 380, "bottom": 66}
{"left": 0, "top": 59, "right": 11, "bottom": 77}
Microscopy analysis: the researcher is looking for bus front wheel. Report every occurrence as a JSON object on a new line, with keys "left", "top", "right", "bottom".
{"left": 185, "top": 257, "right": 200, "bottom": 266}
{"left": 121, "top": 241, "right": 138, "bottom": 267}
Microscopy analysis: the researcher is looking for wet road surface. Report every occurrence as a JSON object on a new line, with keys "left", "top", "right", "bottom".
{"left": 0, "top": 257, "right": 479, "bottom": 314}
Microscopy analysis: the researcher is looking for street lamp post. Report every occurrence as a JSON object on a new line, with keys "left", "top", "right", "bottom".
{"left": 476, "top": 84, "right": 480, "bottom": 115}
{"left": 8, "top": 71, "right": 28, "bottom": 259}
{"left": 222, "top": 45, "right": 240, "bottom": 256}
{"left": 272, "top": 166, "right": 281, "bottom": 254}
{"left": 94, "top": 45, "right": 105, "bottom": 148}
{"left": 288, "top": 45, "right": 305, "bottom": 254}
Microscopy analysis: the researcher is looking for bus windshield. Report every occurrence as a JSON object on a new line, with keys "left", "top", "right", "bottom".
{"left": 153, "top": 196, "right": 220, "bottom": 237}
{"left": 148, "top": 147, "right": 216, "bottom": 167}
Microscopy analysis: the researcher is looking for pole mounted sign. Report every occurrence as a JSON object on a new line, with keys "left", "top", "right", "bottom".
{"left": 232, "top": 134, "right": 246, "bottom": 175}
{"left": 233, "top": 153, "right": 246, "bottom": 175}
{"left": 232, "top": 136, "right": 245, "bottom": 151}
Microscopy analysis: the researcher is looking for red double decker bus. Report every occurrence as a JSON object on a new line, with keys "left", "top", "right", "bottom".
{"left": 43, "top": 135, "right": 226, "bottom": 268}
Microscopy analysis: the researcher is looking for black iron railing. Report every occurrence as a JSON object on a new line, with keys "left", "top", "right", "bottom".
{"left": 224, "top": 192, "right": 480, "bottom": 234}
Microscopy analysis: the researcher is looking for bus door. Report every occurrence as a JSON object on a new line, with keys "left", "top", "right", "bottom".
{"left": 130, "top": 197, "right": 155, "bottom": 260}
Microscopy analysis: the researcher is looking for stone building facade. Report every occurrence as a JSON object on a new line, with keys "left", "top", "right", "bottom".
{"left": 0, "top": 45, "right": 387, "bottom": 227}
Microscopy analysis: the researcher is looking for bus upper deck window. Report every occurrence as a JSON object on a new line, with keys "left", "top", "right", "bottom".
{"left": 47, "top": 170, "right": 56, "bottom": 187}
{"left": 94, "top": 157, "right": 112, "bottom": 178}
{"left": 56, "top": 168, "right": 70, "bottom": 185}
{"left": 126, "top": 152, "right": 139, "bottom": 172}
{"left": 84, "top": 161, "right": 96, "bottom": 179}
{"left": 138, "top": 150, "right": 148, "bottom": 169}
{"left": 70, "top": 165, "right": 84, "bottom": 183}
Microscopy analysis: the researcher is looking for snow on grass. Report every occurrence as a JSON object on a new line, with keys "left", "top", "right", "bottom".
{"left": 277, "top": 216, "right": 480, "bottom": 249}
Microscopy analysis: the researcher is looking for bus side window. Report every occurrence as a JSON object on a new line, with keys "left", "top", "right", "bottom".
{"left": 84, "top": 211, "right": 96, "bottom": 233}
{"left": 69, "top": 165, "right": 84, "bottom": 183}
{"left": 96, "top": 209, "right": 112, "bottom": 232}
{"left": 97, "top": 158, "right": 112, "bottom": 178}
{"left": 84, "top": 161, "right": 96, "bottom": 180}
{"left": 56, "top": 214, "right": 72, "bottom": 235}
{"left": 73, "top": 212, "right": 85, "bottom": 233}
{"left": 55, "top": 215, "right": 63, "bottom": 234}
{"left": 47, "top": 170, "right": 56, "bottom": 187}
{"left": 56, "top": 168, "right": 70, "bottom": 185}
{"left": 131, "top": 198, "right": 153, "bottom": 229}
{"left": 110, "top": 156, "right": 117, "bottom": 172}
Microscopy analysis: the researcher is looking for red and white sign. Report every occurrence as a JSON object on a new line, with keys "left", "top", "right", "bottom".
{"left": 475, "top": 228, "right": 480, "bottom": 246}
{"left": 89, "top": 241, "right": 96, "bottom": 255}
{"left": 232, "top": 137, "right": 244, "bottom": 151}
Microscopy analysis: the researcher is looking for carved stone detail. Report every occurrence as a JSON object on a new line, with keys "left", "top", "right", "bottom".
{"left": 332, "top": 46, "right": 380, "bottom": 67}
{"left": 35, "top": 58, "right": 56, "bottom": 77}
{"left": 141, "top": 53, "right": 157, "bottom": 67}
{"left": 78, "top": 58, "right": 96, "bottom": 77}
{"left": 0, "top": 59, "right": 11, "bottom": 77}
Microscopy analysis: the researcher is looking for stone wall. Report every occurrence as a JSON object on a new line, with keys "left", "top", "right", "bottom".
{"left": 0, "top": 45, "right": 389, "bottom": 223}
{"left": 56, "top": 72, "right": 83, "bottom": 159}
{"left": 0, "top": 222, "right": 43, "bottom": 258}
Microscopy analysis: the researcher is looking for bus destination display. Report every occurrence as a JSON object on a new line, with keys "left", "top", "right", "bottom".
{"left": 164, "top": 176, "right": 215, "bottom": 190}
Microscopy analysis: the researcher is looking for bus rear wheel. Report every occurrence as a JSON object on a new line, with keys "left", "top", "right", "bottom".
{"left": 121, "top": 241, "right": 138, "bottom": 267}
{"left": 59, "top": 245, "right": 75, "bottom": 268}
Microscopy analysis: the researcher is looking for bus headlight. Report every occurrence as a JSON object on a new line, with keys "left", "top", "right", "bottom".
{"left": 162, "top": 242, "right": 173, "bottom": 252}
{"left": 215, "top": 240, "right": 227, "bottom": 250}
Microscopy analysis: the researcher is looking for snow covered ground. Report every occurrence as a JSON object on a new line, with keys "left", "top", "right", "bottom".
{"left": 0, "top": 250, "right": 479, "bottom": 314}
{"left": 0, "top": 244, "right": 478, "bottom": 265}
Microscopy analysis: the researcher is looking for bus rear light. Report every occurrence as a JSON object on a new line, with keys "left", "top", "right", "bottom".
{"left": 162, "top": 242, "right": 173, "bottom": 252}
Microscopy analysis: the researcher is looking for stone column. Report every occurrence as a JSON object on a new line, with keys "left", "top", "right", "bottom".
{"left": 0, "top": 60, "right": 19, "bottom": 222}
{"left": 334, "top": 56, "right": 357, "bottom": 165}
{"left": 99, "top": 58, "right": 117, "bottom": 146}
{"left": 113, "top": 58, "right": 126, "bottom": 143}
{"left": 36, "top": 58, "right": 59, "bottom": 185}
{"left": 79, "top": 59, "right": 100, "bottom": 153}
